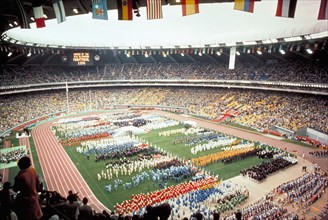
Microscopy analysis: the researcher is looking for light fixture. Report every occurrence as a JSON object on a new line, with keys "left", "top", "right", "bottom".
{"left": 43, "top": 14, "right": 48, "bottom": 19}
{"left": 27, "top": 52, "right": 32, "bottom": 57}
{"left": 257, "top": 50, "right": 262, "bottom": 55}
{"left": 236, "top": 51, "right": 240, "bottom": 56}
{"left": 306, "top": 48, "right": 313, "bottom": 54}
{"left": 73, "top": 8, "right": 79, "bottom": 14}
{"left": 30, "top": 17, "right": 35, "bottom": 21}
{"left": 198, "top": 52, "right": 202, "bottom": 56}
{"left": 9, "top": 23, "right": 13, "bottom": 27}
{"left": 7, "top": 52, "right": 12, "bottom": 57}
{"left": 279, "top": 49, "right": 285, "bottom": 55}
{"left": 181, "top": 52, "right": 184, "bottom": 56}
{"left": 216, "top": 51, "right": 221, "bottom": 56}
{"left": 243, "top": 41, "right": 257, "bottom": 46}
{"left": 145, "top": 52, "right": 148, "bottom": 58}
{"left": 14, "top": 21, "right": 18, "bottom": 25}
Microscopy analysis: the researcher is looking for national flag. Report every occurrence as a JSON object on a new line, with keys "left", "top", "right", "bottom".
{"left": 318, "top": 0, "right": 328, "bottom": 20}
{"left": 146, "top": 0, "right": 163, "bottom": 20}
{"left": 234, "top": 0, "right": 255, "bottom": 13}
{"left": 33, "top": 6, "right": 45, "bottom": 28}
{"left": 182, "top": 0, "right": 199, "bottom": 16}
{"left": 92, "top": 0, "right": 108, "bottom": 20}
{"left": 52, "top": 0, "right": 66, "bottom": 23}
{"left": 276, "top": 0, "right": 298, "bottom": 18}
{"left": 117, "top": 0, "right": 133, "bottom": 20}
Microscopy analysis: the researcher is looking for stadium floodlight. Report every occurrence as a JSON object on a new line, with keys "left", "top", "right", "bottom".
{"left": 236, "top": 51, "right": 240, "bottom": 56}
{"left": 310, "top": 31, "right": 328, "bottom": 39}
{"left": 243, "top": 41, "right": 257, "bottom": 46}
{"left": 226, "top": 42, "right": 236, "bottom": 47}
{"left": 9, "top": 23, "right": 13, "bottom": 27}
{"left": 306, "top": 48, "right": 313, "bottom": 54}
{"left": 73, "top": 9, "right": 79, "bottom": 14}
{"left": 7, "top": 52, "right": 12, "bottom": 57}
{"left": 284, "top": 36, "right": 302, "bottom": 42}
{"left": 14, "top": 21, "right": 18, "bottom": 25}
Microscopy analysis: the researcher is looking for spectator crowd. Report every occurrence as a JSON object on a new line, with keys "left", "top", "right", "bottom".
{"left": 1, "top": 88, "right": 327, "bottom": 135}
{"left": 1, "top": 61, "right": 328, "bottom": 86}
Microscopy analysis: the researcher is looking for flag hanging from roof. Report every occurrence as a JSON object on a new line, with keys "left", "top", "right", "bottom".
{"left": 318, "top": 0, "right": 328, "bottom": 20}
{"left": 234, "top": 0, "right": 255, "bottom": 13}
{"left": 33, "top": 5, "right": 45, "bottom": 28}
{"left": 117, "top": 0, "right": 133, "bottom": 20}
{"left": 52, "top": 0, "right": 66, "bottom": 24}
{"left": 182, "top": 0, "right": 199, "bottom": 16}
{"left": 146, "top": 0, "right": 163, "bottom": 20}
{"left": 92, "top": 0, "right": 108, "bottom": 20}
{"left": 276, "top": 0, "right": 298, "bottom": 18}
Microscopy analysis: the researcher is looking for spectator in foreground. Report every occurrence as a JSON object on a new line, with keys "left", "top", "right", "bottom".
{"left": 13, "top": 156, "right": 43, "bottom": 220}
{"left": 78, "top": 197, "right": 94, "bottom": 220}
{"left": 0, "top": 181, "right": 16, "bottom": 220}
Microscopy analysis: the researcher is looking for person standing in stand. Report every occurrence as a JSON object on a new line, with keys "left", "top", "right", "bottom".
{"left": 13, "top": 156, "right": 43, "bottom": 220}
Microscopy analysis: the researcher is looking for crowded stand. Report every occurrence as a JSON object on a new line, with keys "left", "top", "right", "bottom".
{"left": 0, "top": 147, "right": 26, "bottom": 164}
{"left": 1, "top": 88, "right": 327, "bottom": 136}
{"left": 1, "top": 61, "right": 328, "bottom": 86}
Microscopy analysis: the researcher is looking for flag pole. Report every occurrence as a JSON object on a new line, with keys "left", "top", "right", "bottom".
{"left": 89, "top": 90, "right": 92, "bottom": 110}
{"left": 66, "top": 82, "right": 69, "bottom": 113}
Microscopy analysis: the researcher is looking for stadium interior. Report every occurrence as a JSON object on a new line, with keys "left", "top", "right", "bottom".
{"left": 0, "top": 0, "right": 328, "bottom": 220}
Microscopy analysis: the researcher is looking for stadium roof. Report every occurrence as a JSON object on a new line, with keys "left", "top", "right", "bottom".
{"left": 1, "top": 0, "right": 327, "bottom": 48}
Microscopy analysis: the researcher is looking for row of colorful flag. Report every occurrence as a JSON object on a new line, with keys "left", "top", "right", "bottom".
{"left": 30, "top": 0, "right": 328, "bottom": 29}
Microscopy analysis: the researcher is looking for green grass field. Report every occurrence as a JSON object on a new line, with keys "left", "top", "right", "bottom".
{"left": 65, "top": 146, "right": 193, "bottom": 209}
{"left": 62, "top": 123, "right": 270, "bottom": 210}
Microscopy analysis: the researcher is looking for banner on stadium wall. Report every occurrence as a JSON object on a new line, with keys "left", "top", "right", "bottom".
{"left": 229, "top": 46, "right": 236, "bottom": 69}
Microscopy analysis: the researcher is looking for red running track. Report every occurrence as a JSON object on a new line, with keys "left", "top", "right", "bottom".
{"left": 19, "top": 137, "right": 34, "bottom": 168}
{"left": 32, "top": 120, "right": 109, "bottom": 213}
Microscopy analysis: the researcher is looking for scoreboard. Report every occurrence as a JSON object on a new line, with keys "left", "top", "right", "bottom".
{"left": 71, "top": 52, "right": 94, "bottom": 66}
